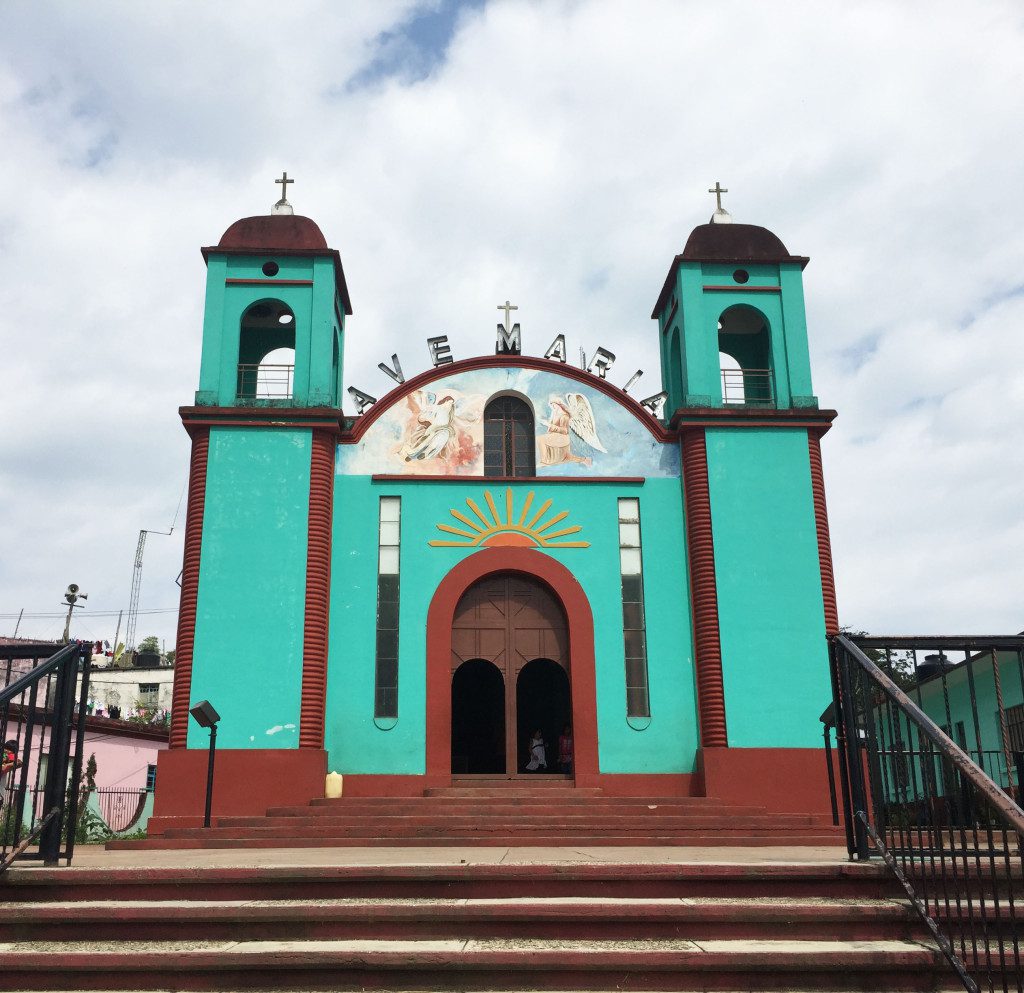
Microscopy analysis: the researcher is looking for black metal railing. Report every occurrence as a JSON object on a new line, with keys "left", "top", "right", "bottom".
{"left": 720, "top": 367, "right": 774, "bottom": 406}
{"left": 1, "top": 642, "right": 90, "bottom": 871}
{"left": 831, "top": 633, "right": 1024, "bottom": 993}
{"left": 236, "top": 362, "right": 294, "bottom": 400}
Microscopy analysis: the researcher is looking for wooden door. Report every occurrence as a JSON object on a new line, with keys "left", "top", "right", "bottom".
{"left": 451, "top": 573, "right": 569, "bottom": 776}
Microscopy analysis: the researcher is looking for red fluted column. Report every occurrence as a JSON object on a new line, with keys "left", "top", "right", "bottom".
{"left": 808, "top": 429, "right": 840, "bottom": 636}
{"left": 169, "top": 428, "right": 210, "bottom": 749}
{"left": 681, "top": 429, "right": 728, "bottom": 747}
{"left": 298, "top": 430, "right": 335, "bottom": 748}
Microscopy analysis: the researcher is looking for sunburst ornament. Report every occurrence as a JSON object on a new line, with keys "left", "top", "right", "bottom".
{"left": 429, "top": 488, "right": 589, "bottom": 549}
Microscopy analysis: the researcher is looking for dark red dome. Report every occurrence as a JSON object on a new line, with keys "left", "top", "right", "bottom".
{"left": 217, "top": 214, "right": 328, "bottom": 251}
{"left": 681, "top": 222, "right": 792, "bottom": 262}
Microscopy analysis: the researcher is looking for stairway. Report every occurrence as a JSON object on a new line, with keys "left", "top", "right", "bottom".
{"left": 125, "top": 785, "right": 845, "bottom": 850}
{"left": 0, "top": 859, "right": 955, "bottom": 991}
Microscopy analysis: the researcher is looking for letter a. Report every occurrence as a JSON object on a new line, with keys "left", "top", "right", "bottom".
{"left": 544, "top": 334, "right": 567, "bottom": 363}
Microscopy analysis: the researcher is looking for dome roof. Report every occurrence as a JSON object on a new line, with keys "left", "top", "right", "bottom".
{"left": 216, "top": 214, "right": 329, "bottom": 251}
{"left": 681, "top": 222, "right": 794, "bottom": 262}
{"left": 651, "top": 220, "right": 809, "bottom": 319}
{"left": 202, "top": 213, "right": 352, "bottom": 315}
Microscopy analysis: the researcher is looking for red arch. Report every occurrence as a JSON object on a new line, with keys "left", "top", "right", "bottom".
{"left": 425, "top": 548, "right": 600, "bottom": 785}
{"left": 345, "top": 355, "right": 672, "bottom": 444}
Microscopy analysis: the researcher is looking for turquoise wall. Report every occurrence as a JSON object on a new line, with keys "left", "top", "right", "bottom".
{"left": 188, "top": 428, "right": 311, "bottom": 749}
{"left": 706, "top": 427, "right": 829, "bottom": 747}
{"left": 324, "top": 475, "right": 699, "bottom": 775}
{"left": 917, "top": 652, "right": 1024, "bottom": 786}
{"left": 197, "top": 254, "right": 343, "bottom": 408}
{"left": 657, "top": 260, "right": 816, "bottom": 410}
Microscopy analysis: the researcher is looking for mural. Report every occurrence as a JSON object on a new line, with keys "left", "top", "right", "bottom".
{"left": 337, "top": 365, "right": 680, "bottom": 478}
{"left": 429, "top": 488, "right": 589, "bottom": 549}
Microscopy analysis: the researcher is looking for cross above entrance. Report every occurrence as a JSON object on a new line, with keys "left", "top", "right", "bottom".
{"left": 708, "top": 181, "right": 728, "bottom": 211}
{"left": 275, "top": 171, "right": 294, "bottom": 203}
{"left": 497, "top": 299, "right": 518, "bottom": 329}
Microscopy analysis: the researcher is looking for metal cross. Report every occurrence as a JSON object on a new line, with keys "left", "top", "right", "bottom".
{"left": 497, "top": 299, "right": 518, "bottom": 329}
{"left": 275, "top": 171, "right": 294, "bottom": 202}
{"left": 708, "top": 181, "right": 728, "bottom": 211}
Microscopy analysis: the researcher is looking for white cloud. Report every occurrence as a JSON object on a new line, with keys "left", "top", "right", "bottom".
{"left": 1, "top": 0, "right": 1021, "bottom": 647}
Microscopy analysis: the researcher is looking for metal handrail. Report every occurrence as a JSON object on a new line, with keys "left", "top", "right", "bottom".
{"left": 832, "top": 632, "right": 1024, "bottom": 992}
{"left": 836, "top": 634, "right": 1024, "bottom": 835}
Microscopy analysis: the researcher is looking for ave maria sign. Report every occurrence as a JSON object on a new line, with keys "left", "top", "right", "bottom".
{"left": 347, "top": 317, "right": 668, "bottom": 419}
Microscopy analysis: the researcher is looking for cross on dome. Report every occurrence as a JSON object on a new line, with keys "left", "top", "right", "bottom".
{"left": 708, "top": 180, "right": 733, "bottom": 224}
{"left": 272, "top": 171, "right": 295, "bottom": 216}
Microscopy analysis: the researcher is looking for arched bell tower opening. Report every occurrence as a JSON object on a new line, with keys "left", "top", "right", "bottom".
{"left": 236, "top": 300, "right": 296, "bottom": 401}
{"left": 718, "top": 304, "right": 773, "bottom": 406}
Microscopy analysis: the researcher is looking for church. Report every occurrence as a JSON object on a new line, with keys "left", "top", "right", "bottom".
{"left": 152, "top": 184, "right": 841, "bottom": 827}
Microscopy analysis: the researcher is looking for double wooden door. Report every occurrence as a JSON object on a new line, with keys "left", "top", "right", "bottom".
{"left": 451, "top": 573, "right": 570, "bottom": 776}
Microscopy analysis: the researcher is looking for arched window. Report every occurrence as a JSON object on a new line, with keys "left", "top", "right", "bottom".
{"left": 484, "top": 395, "right": 535, "bottom": 477}
{"left": 237, "top": 300, "right": 295, "bottom": 400}
{"left": 717, "top": 305, "right": 773, "bottom": 406}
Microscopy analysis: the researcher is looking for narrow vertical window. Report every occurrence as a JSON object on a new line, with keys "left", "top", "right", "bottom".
{"left": 618, "top": 498, "right": 650, "bottom": 718}
{"left": 375, "top": 496, "right": 401, "bottom": 718}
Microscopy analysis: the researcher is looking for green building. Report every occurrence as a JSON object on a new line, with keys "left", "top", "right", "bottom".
{"left": 154, "top": 194, "right": 842, "bottom": 822}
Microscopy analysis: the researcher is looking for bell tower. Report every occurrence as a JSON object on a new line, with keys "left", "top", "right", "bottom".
{"left": 651, "top": 194, "right": 816, "bottom": 413}
{"left": 163, "top": 185, "right": 350, "bottom": 817}
{"left": 194, "top": 187, "right": 352, "bottom": 408}
{"left": 652, "top": 192, "right": 839, "bottom": 810}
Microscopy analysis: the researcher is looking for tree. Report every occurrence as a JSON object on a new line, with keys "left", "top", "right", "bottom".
{"left": 841, "top": 627, "right": 917, "bottom": 691}
{"left": 137, "top": 636, "right": 160, "bottom": 655}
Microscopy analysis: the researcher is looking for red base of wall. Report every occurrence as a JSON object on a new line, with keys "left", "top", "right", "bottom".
{"left": 696, "top": 747, "right": 837, "bottom": 816}
{"left": 151, "top": 749, "right": 327, "bottom": 828}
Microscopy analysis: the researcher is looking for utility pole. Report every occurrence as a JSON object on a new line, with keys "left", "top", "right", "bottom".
{"left": 62, "top": 585, "right": 88, "bottom": 643}
{"left": 12, "top": 608, "right": 23, "bottom": 638}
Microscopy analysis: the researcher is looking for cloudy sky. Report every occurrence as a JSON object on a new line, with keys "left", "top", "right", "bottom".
{"left": 1, "top": 1, "right": 1021, "bottom": 649}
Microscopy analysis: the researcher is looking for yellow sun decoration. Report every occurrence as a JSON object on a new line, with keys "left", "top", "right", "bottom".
{"left": 429, "top": 488, "right": 589, "bottom": 549}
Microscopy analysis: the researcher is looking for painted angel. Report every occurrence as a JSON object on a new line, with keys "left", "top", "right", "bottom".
{"left": 539, "top": 392, "right": 607, "bottom": 467}
{"left": 399, "top": 390, "right": 483, "bottom": 465}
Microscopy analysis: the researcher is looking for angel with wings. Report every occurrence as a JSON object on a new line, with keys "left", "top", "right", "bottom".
{"left": 538, "top": 392, "right": 607, "bottom": 467}
{"left": 399, "top": 389, "right": 484, "bottom": 466}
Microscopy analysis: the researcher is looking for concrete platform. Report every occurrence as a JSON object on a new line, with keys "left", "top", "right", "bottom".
{"left": 58, "top": 844, "right": 850, "bottom": 870}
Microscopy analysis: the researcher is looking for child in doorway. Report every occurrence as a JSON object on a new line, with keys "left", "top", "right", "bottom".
{"left": 525, "top": 729, "right": 547, "bottom": 772}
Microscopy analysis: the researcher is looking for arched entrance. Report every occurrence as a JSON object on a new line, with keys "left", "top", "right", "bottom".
{"left": 451, "top": 659, "right": 505, "bottom": 774}
{"left": 451, "top": 573, "right": 571, "bottom": 778}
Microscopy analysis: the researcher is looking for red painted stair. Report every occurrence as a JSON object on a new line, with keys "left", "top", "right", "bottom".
{"left": 0, "top": 860, "right": 958, "bottom": 991}
{"left": 122, "top": 784, "right": 844, "bottom": 851}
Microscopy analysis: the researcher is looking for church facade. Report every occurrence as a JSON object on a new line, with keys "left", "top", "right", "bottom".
{"left": 154, "top": 199, "right": 840, "bottom": 824}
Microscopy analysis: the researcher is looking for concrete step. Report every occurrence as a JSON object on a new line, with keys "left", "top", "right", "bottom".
{"left": 205, "top": 813, "right": 821, "bottom": 831}
{"left": 0, "top": 937, "right": 947, "bottom": 991}
{"left": 0, "top": 896, "right": 919, "bottom": 943}
{"left": 0, "top": 863, "right": 897, "bottom": 903}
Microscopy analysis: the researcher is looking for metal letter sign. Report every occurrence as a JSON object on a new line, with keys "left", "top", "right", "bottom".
{"left": 346, "top": 309, "right": 668, "bottom": 422}
{"left": 378, "top": 354, "right": 405, "bottom": 384}
{"left": 639, "top": 391, "right": 667, "bottom": 418}
{"left": 427, "top": 335, "right": 454, "bottom": 366}
{"left": 496, "top": 323, "right": 521, "bottom": 355}
{"left": 585, "top": 347, "right": 616, "bottom": 379}
{"left": 347, "top": 386, "right": 378, "bottom": 414}
{"left": 544, "top": 335, "right": 567, "bottom": 362}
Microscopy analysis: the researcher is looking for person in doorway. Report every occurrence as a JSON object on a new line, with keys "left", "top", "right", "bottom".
{"left": 525, "top": 729, "right": 547, "bottom": 772}
{"left": 558, "top": 724, "right": 574, "bottom": 774}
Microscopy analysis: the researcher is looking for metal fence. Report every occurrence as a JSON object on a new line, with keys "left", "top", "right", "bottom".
{"left": 720, "top": 367, "right": 774, "bottom": 406}
{"left": 832, "top": 633, "right": 1024, "bottom": 993}
{"left": 236, "top": 362, "right": 294, "bottom": 400}
{"left": 1, "top": 642, "right": 90, "bottom": 870}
